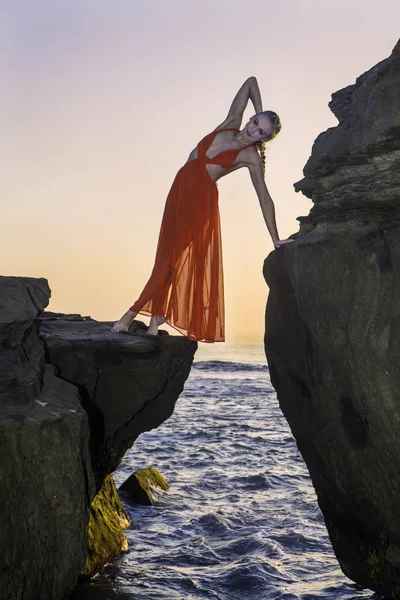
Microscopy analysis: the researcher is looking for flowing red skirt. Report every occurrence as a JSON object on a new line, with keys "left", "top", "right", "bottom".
{"left": 130, "top": 158, "right": 224, "bottom": 342}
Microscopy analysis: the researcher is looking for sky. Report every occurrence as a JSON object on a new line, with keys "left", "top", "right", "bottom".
{"left": 1, "top": 1, "right": 399, "bottom": 341}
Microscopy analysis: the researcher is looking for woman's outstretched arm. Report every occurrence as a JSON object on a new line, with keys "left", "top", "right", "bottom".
{"left": 248, "top": 158, "right": 279, "bottom": 245}
{"left": 216, "top": 77, "right": 263, "bottom": 130}
{"left": 247, "top": 154, "right": 293, "bottom": 248}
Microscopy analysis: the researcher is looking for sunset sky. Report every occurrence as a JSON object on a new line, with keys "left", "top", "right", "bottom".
{"left": 2, "top": 1, "right": 399, "bottom": 341}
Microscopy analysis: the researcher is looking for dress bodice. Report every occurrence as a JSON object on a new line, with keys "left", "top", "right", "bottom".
{"left": 197, "top": 128, "right": 255, "bottom": 170}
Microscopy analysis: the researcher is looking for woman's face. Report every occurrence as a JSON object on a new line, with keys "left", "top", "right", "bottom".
{"left": 244, "top": 114, "right": 273, "bottom": 142}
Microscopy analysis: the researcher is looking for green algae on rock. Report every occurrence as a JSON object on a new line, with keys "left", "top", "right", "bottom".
{"left": 120, "top": 467, "right": 169, "bottom": 505}
{"left": 82, "top": 474, "right": 130, "bottom": 578}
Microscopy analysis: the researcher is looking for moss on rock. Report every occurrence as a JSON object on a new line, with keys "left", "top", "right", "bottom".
{"left": 81, "top": 473, "right": 130, "bottom": 578}
{"left": 119, "top": 466, "right": 169, "bottom": 505}
{"left": 365, "top": 547, "right": 385, "bottom": 581}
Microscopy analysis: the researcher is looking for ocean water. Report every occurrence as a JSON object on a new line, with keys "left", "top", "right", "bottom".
{"left": 71, "top": 342, "right": 384, "bottom": 600}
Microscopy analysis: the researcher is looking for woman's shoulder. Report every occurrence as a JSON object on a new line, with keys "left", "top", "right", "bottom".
{"left": 237, "top": 144, "right": 260, "bottom": 165}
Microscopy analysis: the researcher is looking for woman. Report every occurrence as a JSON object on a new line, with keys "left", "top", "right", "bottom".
{"left": 112, "top": 76, "right": 292, "bottom": 342}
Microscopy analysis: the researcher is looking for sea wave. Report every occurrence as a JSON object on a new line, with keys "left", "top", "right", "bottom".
{"left": 71, "top": 344, "right": 378, "bottom": 600}
{"left": 193, "top": 360, "right": 268, "bottom": 373}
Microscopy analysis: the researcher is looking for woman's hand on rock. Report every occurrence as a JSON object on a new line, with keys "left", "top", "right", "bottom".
{"left": 274, "top": 238, "right": 294, "bottom": 248}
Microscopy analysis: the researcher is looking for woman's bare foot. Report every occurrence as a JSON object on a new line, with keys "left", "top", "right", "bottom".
{"left": 147, "top": 316, "right": 166, "bottom": 336}
{"left": 111, "top": 310, "right": 137, "bottom": 332}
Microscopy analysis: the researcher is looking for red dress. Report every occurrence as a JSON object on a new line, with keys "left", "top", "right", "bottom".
{"left": 130, "top": 128, "right": 254, "bottom": 343}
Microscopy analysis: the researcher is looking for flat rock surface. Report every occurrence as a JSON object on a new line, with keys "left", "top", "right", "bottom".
{"left": 39, "top": 314, "right": 163, "bottom": 350}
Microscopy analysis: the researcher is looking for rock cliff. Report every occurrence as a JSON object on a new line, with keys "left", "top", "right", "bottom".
{"left": 0, "top": 276, "right": 196, "bottom": 600}
{"left": 264, "top": 40, "right": 400, "bottom": 598}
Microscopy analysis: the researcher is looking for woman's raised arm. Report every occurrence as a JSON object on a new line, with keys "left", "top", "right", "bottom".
{"left": 215, "top": 77, "right": 263, "bottom": 131}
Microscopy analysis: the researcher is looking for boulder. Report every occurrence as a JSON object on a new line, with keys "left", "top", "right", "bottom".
{"left": 0, "top": 277, "right": 94, "bottom": 600}
{"left": 38, "top": 313, "right": 196, "bottom": 487}
{"left": 119, "top": 466, "right": 169, "bottom": 505}
{"left": 264, "top": 40, "right": 400, "bottom": 599}
{"left": 0, "top": 276, "right": 197, "bottom": 599}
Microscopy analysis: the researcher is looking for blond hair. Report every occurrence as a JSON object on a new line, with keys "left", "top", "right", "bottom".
{"left": 255, "top": 110, "right": 281, "bottom": 175}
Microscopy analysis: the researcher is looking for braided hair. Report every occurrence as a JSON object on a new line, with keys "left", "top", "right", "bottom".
{"left": 255, "top": 110, "right": 281, "bottom": 175}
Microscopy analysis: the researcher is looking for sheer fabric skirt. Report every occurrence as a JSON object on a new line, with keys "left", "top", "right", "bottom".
{"left": 130, "top": 160, "right": 225, "bottom": 343}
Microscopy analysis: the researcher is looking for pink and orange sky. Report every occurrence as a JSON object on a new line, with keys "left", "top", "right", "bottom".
{"left": 2, "top": 1, "right": 399, "bottom": 340}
